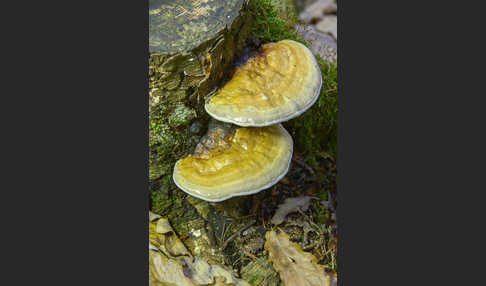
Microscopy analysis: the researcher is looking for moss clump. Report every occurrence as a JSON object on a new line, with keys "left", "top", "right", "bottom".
{"left": 149, "top": 176, "right": 184, "bottom": 216}
{"left": 241, "top": 257, "right": 280, "bottom": 286}
{"left": 284, "top": 58, "right": 338, "bottom": 165}
{"left": 149, "top": 118, "right": 199, "bottom": 182}
{"left": 310, "top": 195, "right": 329, "bottom": 226}
{"left": 251, "top": 0, "right": 338, "bottom": 165}
{"left": 249, "top": 0, "right": 302, "bottom": 43}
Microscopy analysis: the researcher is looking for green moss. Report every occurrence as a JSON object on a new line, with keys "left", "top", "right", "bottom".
{"left": 270, "top": 0, "right": 299, "bottom": 26}
{"left": 149, "top": 116, "right": 198, "bottom": 182}
{"left": 168, "top": 104, "right": 196, "bottom": 128}
{"left": 251, "top": 0, "right": 338, "bottom": 165}
{"left": 310, "top": 197, "right": 329, "bottom": 226}
{"left": 149, "top": 176, "right": 184, "bottom": 216}
{"left": 250, "top": 0, "right": 303, "bottom": 43}
{"left": 241, "top": 257, "right": 280, "bottom": 286}
{"left": 150, "top": 181, "right": 204, "bottom": 236}
{"left": 284, "top": 58, "right": 338, "bottom": 166}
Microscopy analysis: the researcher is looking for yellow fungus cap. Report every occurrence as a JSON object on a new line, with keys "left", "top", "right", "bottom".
{"left": 205, "top": 40, "right": 322, "bottom": 126}
{"left": 173, "top": 124, "right": 293, "bottom": 202}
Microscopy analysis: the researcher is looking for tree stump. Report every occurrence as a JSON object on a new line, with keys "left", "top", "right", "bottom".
{"left": 149, "top": 0, "right": 251, "bottom": 182}
{"left": 149, "top": 0, "right": 254, "bottom": 265}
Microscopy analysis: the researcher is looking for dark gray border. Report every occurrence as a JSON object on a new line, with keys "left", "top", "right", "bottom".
{"left": 5, "top": 0, "right": 482, "bottom": 285}
{"left": 336, "top": 0, "right": 343, "bottom": 284}
{"left": 338, "top": 0, "right": 485, "bottom": 285}
{"left": 3, "top": 0, "right": 148, "bottom": 284}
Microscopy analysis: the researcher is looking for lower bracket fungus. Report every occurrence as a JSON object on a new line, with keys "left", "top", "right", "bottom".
{"left": 173, "top": 121, "right": 293, "bottom": 202}
{"left": 205, "top": 40, "right": 322, "bottom": 127}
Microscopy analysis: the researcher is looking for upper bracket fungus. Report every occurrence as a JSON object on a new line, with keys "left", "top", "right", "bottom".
{"left": 173, "top": 121, "right": 293, "bottom": 202}
{"left": 205, "top": 40, "right": 322, "bottom": 126}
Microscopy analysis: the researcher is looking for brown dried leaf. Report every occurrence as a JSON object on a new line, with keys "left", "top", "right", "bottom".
{"left": 149, "top": 250, "right": 197, "bottom": 286}
{"left": 180, "top": 256, "right": 249, "bottom": 286}
{"left": 148, "top": 213, "right": 250, "bottom": 286}
{"left": 149, "top": 252, "right": 248, "bottom": 286}
{"left": 149, "top": 214, "right": 191, "bottom": 258}
{"left": 264, "top": 230, "right": 335, "bottom": 286}
{"left": 212, "top": 276, "right": 236, "bottom": 286}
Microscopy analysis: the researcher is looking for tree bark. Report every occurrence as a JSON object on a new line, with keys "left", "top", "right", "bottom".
{"left": 148, "top": 0, "right": 254, "bottom": 266}
{"left": 149, "top": 0, "right": 251, "bottom": 181}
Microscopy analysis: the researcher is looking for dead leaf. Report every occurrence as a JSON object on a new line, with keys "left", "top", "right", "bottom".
{"left": 149, "top": 250, "right": 197, "bottom": 286}
{"left": 149, "top": 211, "right": 162, "bottom": 221}
{"left": 149, "top": 215, "right": 191, "bottom": 258}
{"left": 213, "top": 276, "right": 236, "bottom": 286}
{"left": 149, "top": 252, "right": 249, "bottom": 286}
{"left": 148, "top": 213, "right": 250, "bottom": 286}
{"left": 180, "top": 256, "right": 249, "bottom": 286}
{"left": 264, "top": 230, "right": 335, "bottom": 286}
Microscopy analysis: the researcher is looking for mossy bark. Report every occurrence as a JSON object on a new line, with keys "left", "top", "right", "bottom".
{"left": 149, "top": 0, "right": 251, "bottom": 181}
{"left": 149, "top": 0, "right": 254, "bottom": 266}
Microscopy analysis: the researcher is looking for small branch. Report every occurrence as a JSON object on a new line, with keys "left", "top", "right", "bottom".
{"left": 326, "top": 88, "right": 337, "bottom": 93}
{"left": 242, "top": 249, "right": 257, "bottom": 260}
{"left": 302, "top": 241, "right": 317, "bottom": 251}
{"left": 221, "top": 220, "right": 256, "bottom": 250}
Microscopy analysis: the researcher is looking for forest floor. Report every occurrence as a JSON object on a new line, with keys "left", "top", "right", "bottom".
{"left": 149, "top": 1, "right": 338, "bottom": 285}
{"left": 248, "top": 0, "right": 339, "bottom": 270}
{"left": 234, "top": 0, "right": 340, "bottom": 280}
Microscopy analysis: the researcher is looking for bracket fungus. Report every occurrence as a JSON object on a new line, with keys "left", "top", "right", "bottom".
{"left": 205, "top": 40, "right": 322, "bottom": 126}
{"left": 172, "top": 40, "right": 324, "bottom": 201}
{"left": 173, "top": 123, "right": 293, "bottom": 202}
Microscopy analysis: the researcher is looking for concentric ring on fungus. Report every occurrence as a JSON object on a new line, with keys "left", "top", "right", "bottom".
{"left": 173, "top": 124, "right": 293, "bottom": 202}
{"left": 205, "top": 40, "right": 322, "bottom": 127}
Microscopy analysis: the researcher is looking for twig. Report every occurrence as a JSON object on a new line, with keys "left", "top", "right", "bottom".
{"left": 234, "top": 214, "right": 257, "bottom": 220}
{"left": 242, "top": 249, "right": 257, "bottom": 259}
{"left": 221, "top": 220, "right": 256, "bottom": 250}
{"left": 302, "top": 241, "right": 317, "bottom": 251}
